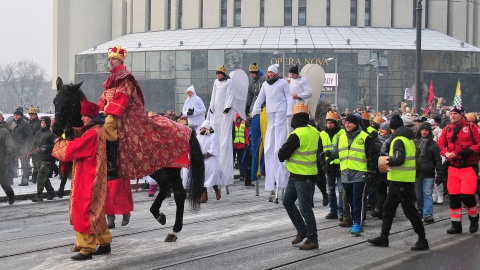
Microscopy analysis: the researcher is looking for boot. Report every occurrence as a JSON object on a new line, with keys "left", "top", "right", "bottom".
{"left": 18, "top": 175, "right": 29, "bottom": 186}
{"left": 32, "top": 194, "right": 44, "bottom": 202}
{"left": 437, "top": 183, "right": 444, "bottom": 204}
{"left": 367, "top": 235, "right": 389, "bottom": 247}
{"left": 411, "top": 237, "right": 429, "bottom": 251}
{"left": 8, "top": 194, "right": 15, "bottom": 205}
{"left": 71, "top": 252, "right": 92, "bottom": 260}
{"left": 107, "top": 215, "right": 115, "bottom": 229}
{"left": 371, "top": 209, "right": 383, "bottom": 219}
{"left": 200, "top": 190, "right": 207, "bottom": 203}
{"left": 213, "top": 186, "right": 221, "bottom": 200}
{"left": 56, "top": 188, "right": 64, "bottom": 198}
{"left": 291, "top": 232, "right": 307, "bottom": 245}
{"left": 106, "top": 141, "right": 119, "bottom": 179}
{"left": 469, "top": 215, "right": 479, "bottom": 233}
{"left": 147, "top": 184, "right": 158, "bottom": 197}
{"left": 298, "top": 240, "right": 319, "bottom": 250}
{"left": 121, "top": 214, "right": 131, "bottom": 226}
{"left": 339, "top": 217, "right": 353, "bottom": 227}
{"left": 245, "top": 179, "right": 255, "bottom": 187}
{"left": 46, "top": 191, "right": 56, "bottom": 200}
{"left": 446, "top": 221, "right": 462, "bottom": 234}
{"left": 92, "top": 244, "right": 111, "bottom": 255}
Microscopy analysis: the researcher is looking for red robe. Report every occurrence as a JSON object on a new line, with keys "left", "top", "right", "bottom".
{"left": 105, "top": 178, "right": 134, "bottom": 215}
{"left": 99, "top": 65, "right": 191, "bottom": 179}
{"left": 52, "top": 125, "right": 108, "bottom": 234}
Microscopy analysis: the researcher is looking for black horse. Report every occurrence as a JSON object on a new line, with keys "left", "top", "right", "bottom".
{"left": 53, "top": 77, "right": 205, "bottom": 242}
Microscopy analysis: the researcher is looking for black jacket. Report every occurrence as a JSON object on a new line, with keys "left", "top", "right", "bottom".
{"left": 11, "top": 118, "right": 33, "bottom": 151}
{"left": 33, "top": 128, "right": 54, "bottom": 162}
{"left": 414, "top": 123, "right": 444, "bottom": 178}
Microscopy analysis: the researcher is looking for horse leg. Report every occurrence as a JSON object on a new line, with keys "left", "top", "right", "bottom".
{"left": 164, "top": 168, "right": 186, "bottom": 242}
{"left": 149, "top": 169, "right": 168, "bottom": 225}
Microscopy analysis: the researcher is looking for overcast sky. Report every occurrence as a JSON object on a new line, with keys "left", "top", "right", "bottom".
{"left": 0, "top": 0, "right": 53, "bottom": 78}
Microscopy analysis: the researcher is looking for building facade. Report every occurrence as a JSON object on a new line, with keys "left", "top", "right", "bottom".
{"left": 54, "top": 0, "right": 480, "bottom": 113}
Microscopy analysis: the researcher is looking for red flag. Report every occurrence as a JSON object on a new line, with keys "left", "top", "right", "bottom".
{"left": 428, "top": 80, "right": 434, "bottom": 104}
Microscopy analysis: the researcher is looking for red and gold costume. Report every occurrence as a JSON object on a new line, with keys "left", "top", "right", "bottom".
{"left": 99, "top": 62, "right": 192, "bottom": 179}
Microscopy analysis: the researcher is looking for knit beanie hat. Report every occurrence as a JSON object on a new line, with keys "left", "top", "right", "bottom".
{"left": 390, "top": 114, "right": 404, "bottom": 130}
{"left": 450, "top": 106, "right": 465, "bottom": 116}
{"left": 288, "top": 65, "right": 299, "bottom": 74}
{"left": 380, "top": 121, "right": 390, "bottom": 130}
{"left": 345, "top": 114, "right": 359, "bottom": 126}
{"left": 41, "top": 116, "right": 51, "bottom": 128}
{"left": 14, "top": 109, "right": 23, "bottom": 116}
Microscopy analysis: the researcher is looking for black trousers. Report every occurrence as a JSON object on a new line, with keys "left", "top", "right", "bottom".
{"left": 381, "top": 181, "right": 425, "bottom": 237}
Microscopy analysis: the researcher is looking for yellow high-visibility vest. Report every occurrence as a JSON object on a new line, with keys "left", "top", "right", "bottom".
{"left": 285, "top": 126, "right": 320, "bottom": 176}
{"left": 338, "top": 131, "right": 369, "bottom": 172}
{"left": 387, "top": 136, "right": 416, "bottom": 182}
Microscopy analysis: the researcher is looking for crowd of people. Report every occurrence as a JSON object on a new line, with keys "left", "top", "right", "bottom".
{"left": 2, "top": 45, "right": 480, "bottom": 259}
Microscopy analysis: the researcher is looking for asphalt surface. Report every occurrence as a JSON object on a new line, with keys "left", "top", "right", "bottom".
{"left": 1, "top": 176, "right": 479, "bottom": 270}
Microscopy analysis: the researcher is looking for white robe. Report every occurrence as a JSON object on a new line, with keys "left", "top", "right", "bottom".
{"left": 198, "top": 133, "right": 226, "bottom": 187}
{"left": 252, "top": 77, "right": 293, "bottom": 191}
{"left": 207, "top": 78, "right": 235, "bottom": 185}
{"left": 182, "top": 90, "right": 206, "bottom": 132}
{"left": 288, "top": 76, "right": 312, "bottom": 133}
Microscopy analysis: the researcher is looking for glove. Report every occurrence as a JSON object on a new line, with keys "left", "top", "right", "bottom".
{"left": 187, "top": 108, "right": 194, "bottom": 115}
{"left": 245, "top": 106, "right": 250, "bottom": 116}
{"left": 435, "top": 175, "right": 444, "bottom": 185}
{"left": 209, "top": 109, "right": 213, "bottom": 114}
{"left": 324, "top": 150, "right": 332, "bottom": 157}
{"left": 458, "top": 149, "right": 474, "bottom": 159}
{"left": 366, "top": 172, "right": 376, "bottom": 184}
{"left": 64, "top": 127, "right": 74, "bottom": 140}
{"left": 223, "top": 107, "right": 231, "bottom": 114}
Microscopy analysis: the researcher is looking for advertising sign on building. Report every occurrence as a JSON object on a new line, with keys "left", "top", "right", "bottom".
{"left": 323, "top": 73, "right": 337, "bottom": 92}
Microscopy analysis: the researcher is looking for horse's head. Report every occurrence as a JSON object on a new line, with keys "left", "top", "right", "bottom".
{"left": 53, "top": 77, "right": 87, "bottom": 136}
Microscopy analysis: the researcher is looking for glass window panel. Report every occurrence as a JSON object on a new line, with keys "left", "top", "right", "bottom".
{"left": 208, "top": 50, "right": 225, "bottom": 70}
{"left": 85, "top": 54, "right": 95, "bottom": 73}
{"left": 131, "top": 52, "right": 146, "bottom": 72}
{"left": 76, "top": 55, "right": 86, "bottom": 73}
{"left": 146, "top": 71, "right": 161, "bottom": 79}
{"left": 95, "top": 54, "right": 108, "bottom": 73}
{"left": 176, "top": 51, "right": 191, "bottom": 71}
{"left": 146, "top": 51, "right": 161, "bottom": 72}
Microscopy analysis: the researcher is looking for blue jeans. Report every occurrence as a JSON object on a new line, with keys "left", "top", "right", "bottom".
{"left": 342, "top": 181, "right": 365, "bottom": 225}
{"left": 415, "top": 176, "right": 434, "bottom": 218}
{"left": 326, "top": 173, "right": 343, "bottom": 216}
{"left": 283, "top": 175, "right": 318, "bottom": 243}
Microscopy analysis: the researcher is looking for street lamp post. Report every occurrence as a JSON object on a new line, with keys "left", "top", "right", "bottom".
{"left": 327, "top": 57, "right": 338, "bottom": 106}
{"left": 273, "top": 51, "right": 285, "bottom": 77}
{"left": 376, "top": 66, "right": 383, "bottom": 113}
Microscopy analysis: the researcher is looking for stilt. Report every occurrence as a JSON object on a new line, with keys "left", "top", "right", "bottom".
{"left": 226, "top": 185, "right": 230, "bottom": 194}
{"left": 269, "top": 190, "right": 274, "bottom": 202}
{"left": 274, "top": 186, "right": 279, "bottom": 204}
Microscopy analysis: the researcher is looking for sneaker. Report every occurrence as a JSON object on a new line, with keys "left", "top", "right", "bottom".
{"left": 325, "top": 212, "right": 338, "bottom": 219}
{"left": 298, "top": 240, "right": 319, "bottom": 250}
{"left": 349, "top": 223, "right": 362, "bottom": 236}
{"left": 423, "top": 216, "right": 434, "bottom": 224}
{"left": 411, "top": 238, "right": 429, "bottom": 251}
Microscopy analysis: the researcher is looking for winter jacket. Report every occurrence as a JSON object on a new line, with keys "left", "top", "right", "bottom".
{"left": 437, "top": 118, "right": 480, "bottom": 167}
{"left": 246, "top": 74, "right": 266, "bottom": 112}
{"left": 0, "top": 122, "right": 15, "bottom": 165}
{"left": 11, "top": 118, "right": 33, "bottom": 153}
{"left": 414, "top": 123, "right": 444, "bottom": 178}
{"left": 30, "top": 116, "right": 41, "bottom": 136}
{"left": 33, "top": 127, "right": 54, "bottom": 162}
{"left": 388, "top": 127, "right": 415, "bottom": 167}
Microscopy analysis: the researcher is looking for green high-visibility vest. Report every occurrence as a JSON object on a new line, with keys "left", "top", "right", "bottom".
{"left": 367, "top": 126, "right": 377, "bottom": 134}
{"left": 387, "top": 136, "right": 416, "bottom": 182}
{"left": 285, "top": 126, "right": 320, "bottom": 176}
{"left": 320, "top": 129, "right": 345, "bottom": 165}
{"left": 234, "top": 123, "right": 245, "bottom": 144}
{"left": 338, "top": 131, "right": 369, "bottom": 172}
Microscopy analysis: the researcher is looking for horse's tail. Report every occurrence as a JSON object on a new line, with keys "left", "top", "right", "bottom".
{"left": 187, "top": 129, "right": 205, "bottom": 210}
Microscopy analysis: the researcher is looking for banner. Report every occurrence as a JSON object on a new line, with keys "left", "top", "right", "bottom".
{"left": 404, "top": 88, "right": 414, "bottom": 101}
{"left": 452, "top": 80, "right": 462, "bottom": 106}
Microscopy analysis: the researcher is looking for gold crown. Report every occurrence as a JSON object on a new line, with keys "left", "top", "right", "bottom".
{"left": 147, "top": 111, "right": 157, "bottom": 117}
{"left": 361, "top": 111, "right": 370, "bottom": 120}
{"left": 373, "top": 115, "right": 386, "bottom": 124}
{"left": 28, "top": 106, "right": 39, "bottom": 114}
{"left": 292, "top": 103, "right": 309, "bottom": 114}
{"left": 217, "top": 65, "right": 226, "bottom": 73}
{"left": 249, "top": 63, "right": 259, "bottom": 72}
{"left": 326, "top": 110, "right": 338, "bottom": 121}
{"left": 108, "top": 46, "right": 128, "bottom": 62}
{"left": 466, "top": 113, "right": 477, "bottom": 122}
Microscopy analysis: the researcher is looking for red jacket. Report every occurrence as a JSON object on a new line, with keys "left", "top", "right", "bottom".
{"left": 437, "top": 118, "right": 480, "bottom": 167}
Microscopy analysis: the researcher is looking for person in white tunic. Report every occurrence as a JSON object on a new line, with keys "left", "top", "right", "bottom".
{"left": 198, "top": 120, "right": 224, "bottom": 202}
{"left": 251, "top": 64, "right": 293, "bottom": 192}
{"left": 207, "top": 65, "right": 235, "bottom": 187}
{"left": 181, "top": 85, "right": 206, "bottom": 132}
{"left": 287, "top": 65, "right": 312, "bottom": 133}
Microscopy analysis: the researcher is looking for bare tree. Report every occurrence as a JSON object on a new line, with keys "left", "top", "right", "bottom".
{"left": 0, "top": 60, "right": 52, "bottom": 113}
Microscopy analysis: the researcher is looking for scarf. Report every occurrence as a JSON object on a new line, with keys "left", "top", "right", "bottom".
{"left": 418, "top": 137, "right": 430, "bottom": 157}
{"left": 266, "top": 75, "right": 280, "bottom": 85}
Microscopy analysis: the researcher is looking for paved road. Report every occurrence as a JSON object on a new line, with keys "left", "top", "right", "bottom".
{"left": 1, "top": 178, "right": 478, "bottom": 270}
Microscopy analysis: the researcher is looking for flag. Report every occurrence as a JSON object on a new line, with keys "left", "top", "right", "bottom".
{"left": 404, "top": 88, "right": 414, "bottom": 101}
{"left": 428, "top": 80, "right": 434, "bottom": 104}
{"left": 452, "top": 80, "right": 462, "bottom": 106}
